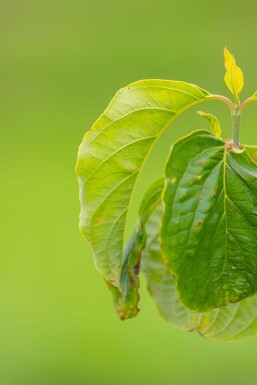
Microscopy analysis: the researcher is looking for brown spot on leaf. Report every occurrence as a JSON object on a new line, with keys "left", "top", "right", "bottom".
{"left": 134, "top": 260, "right": 141, "bottom": 276}
{"left": 197, "top": 159, "right": 206, "bottom": 165}
{"left": 96, "top": 215, "right": 101, "bottom": 224}
{"left": 130, "top": 276, "right": 136, "bottom": 288}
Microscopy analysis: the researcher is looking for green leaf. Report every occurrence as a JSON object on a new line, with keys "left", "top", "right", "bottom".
{"left": 116, "top": 223, "right": 146, "bottom": 319}
{"left": 117, "top": 178, "right": 164, "bottom": 319}
{"left": 140, "top": 178, "right": 257, "bottom": 342}
{"left": 161, "top": 130, "right": 257, "bottom": 312}
{"left": 76, "top": 80, "right": 210, "bottom": 317}
{"left": 224, "top": 47, "right": 244, "bottom": 104}
{"left": 111, "top": 178, "right": 165, "bottom": 319}
{"left": 199, "top": 296, "right": 257, "bottom": 342}
{"left": 197, "top": 111, "right": 221, "bottom": 138}
{"left": 140, "top": 189, "right": 201, "bottom": 331}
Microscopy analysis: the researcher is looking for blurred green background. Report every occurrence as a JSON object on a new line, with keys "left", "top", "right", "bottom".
{"left": 2, "top": 1, "right": 257, "bottom": 384}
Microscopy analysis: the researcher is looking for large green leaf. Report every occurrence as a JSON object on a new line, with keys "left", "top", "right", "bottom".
{"left": 161, "top": 130, "right": 257, "bottom": 312}
{"left": 140, "top": 178, "right": 257, "bottom": 342}
{"left": 76, "top": 80, "right": 210, "bottom": 317}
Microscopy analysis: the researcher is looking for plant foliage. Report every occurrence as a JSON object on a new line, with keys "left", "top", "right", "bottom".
{"left": 76, "top": 48, "right": 257, "bottom": 342}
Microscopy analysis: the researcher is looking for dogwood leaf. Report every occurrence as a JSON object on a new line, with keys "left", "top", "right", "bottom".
{"left": 161, "top": 130, "right": 257, "bottom": 312}
{"left": 140, "top": 177, "right": 257, "bottom": 342}
{"left": 76, "top": 80, "right": 210, "bottom": 316}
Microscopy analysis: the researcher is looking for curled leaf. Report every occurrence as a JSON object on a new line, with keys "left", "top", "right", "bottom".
{"left": 197, "top": 111, "right": 221, "bottom": 138}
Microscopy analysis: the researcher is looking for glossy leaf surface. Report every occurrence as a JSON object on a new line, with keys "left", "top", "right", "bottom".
{"left": 161, "top": 130, "right": 257, "bottom": 312}
{"left": 141, "top": 178, "right": 257, "bottom": 342}
{"left": 76, "top": 80, "right": 210, "bottom": 308}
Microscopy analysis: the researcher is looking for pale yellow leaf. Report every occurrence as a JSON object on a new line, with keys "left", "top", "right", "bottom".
{"left": 224, "top": 47, "right": 244, "bottom": 103}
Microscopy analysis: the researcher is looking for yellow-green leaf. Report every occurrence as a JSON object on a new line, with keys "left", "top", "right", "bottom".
{"left": 197, "top": 111, "right": 221, "bottom": 138}
{"left": 76, "top": 80, "right": 211, "bottom": 318}
{"left": 224, "top": 47, "right": 244, "bottom": 103}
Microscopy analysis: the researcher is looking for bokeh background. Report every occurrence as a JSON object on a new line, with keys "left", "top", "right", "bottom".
{"left": 2, "top": 1, "right": 257, "bottom": 384}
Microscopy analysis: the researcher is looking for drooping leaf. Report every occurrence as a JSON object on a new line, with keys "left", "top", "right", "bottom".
{"left": 197, "top": 111, "right": 222, "bottom": 138}
{"left": 140, "top": 178, "right": 257, "bottom": 342}
{"left": 199, "top": 296, "right": 257, "bottom": 342}
{"left": 110, "top": 178, "right": 164, "bottom": 319}
{"left": 140, "top": 191, "right": 201, "bottom": 331}
{"left": 224, "top": 47, "right": 244, "bottom": 103}
{"left": 76, "top": 80, "right": 211, "bottom": 317}
{"left": 161, "top": 130, "right": 257, "bottom": 312}
{"left": 114, "top": 178, "right": 164, "bottom": 319}
{"left": 116, "top": 224, "right": 146, "bottom": 319}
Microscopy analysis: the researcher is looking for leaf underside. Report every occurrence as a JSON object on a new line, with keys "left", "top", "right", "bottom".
{"left": 161, "top": 130, "right": 257, "bottom": 312}
{"left": 76, "top": 80, "right": 210, "bottom": 317}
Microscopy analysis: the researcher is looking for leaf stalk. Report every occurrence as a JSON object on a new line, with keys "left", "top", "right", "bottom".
{"left": 239, "top": 96, "right": 257, "bottom": 112}
{"left": 232, "top": 105, "right": 241, "bottom": 149}
{"left": 208, "top": 94, "right": 234, "bottom": 111}
{"left": 208, "top": 94, "right": 242, "bottom": 148}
